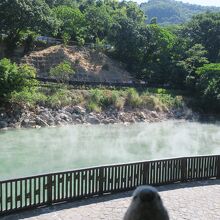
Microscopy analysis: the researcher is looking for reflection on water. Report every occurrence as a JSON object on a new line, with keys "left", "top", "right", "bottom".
{"left": 0, "top": 120, "right": 219, "bottom": 180}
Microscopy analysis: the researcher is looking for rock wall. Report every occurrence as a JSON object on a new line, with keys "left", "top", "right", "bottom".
{"left": 0, "top": 104, "right": 196, "bottom": 130}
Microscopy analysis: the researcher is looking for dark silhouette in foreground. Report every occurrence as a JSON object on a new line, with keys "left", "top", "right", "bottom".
{"left": 124, "top": 186, "right": 169, "bottom": 220}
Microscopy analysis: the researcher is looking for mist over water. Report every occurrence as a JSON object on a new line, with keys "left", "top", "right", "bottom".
{"left": 0, "top": 120, "right": 219, "bottom": 180}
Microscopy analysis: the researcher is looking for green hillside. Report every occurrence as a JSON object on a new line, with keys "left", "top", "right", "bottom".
{"left": 140, "top": 0, "right": 220, "bottom": 25}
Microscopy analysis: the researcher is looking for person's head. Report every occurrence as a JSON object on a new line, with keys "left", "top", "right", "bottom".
{"left": 124, "top": 185, "right": 169, "bottom": 220}
{"left": 132, "top": 185, "right": 162, "bottom": 207}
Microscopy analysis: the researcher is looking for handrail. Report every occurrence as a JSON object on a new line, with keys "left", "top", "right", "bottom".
{"left": 0, "top": 155, "right": 219, "bottom": 216}
{"left": 1, "top": 154, "right": 218, "bottom": 183}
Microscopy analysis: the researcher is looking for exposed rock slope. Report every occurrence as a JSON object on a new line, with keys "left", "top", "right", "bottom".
{"left": 21, "top": 45, "right": 132, "bottom": 83}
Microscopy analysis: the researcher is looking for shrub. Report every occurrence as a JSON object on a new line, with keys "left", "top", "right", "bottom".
{"left": 10, "top": 88, "right": 46, "bottom": 107}
{"left": 49, "top": 60, "right": 75, "bottom": 83}
{"left": 86, "top": 101, "right": 101, "bottom": 112}
{"left": 112, "top": 91, "right": 125, "bottom": 110}
{"left": 62, "top": 32, "right": 71, "bottom": 46}
{"left": 140, "top": 94, "right": 157, "bottom": 110}
{"left": 0, "top": 58, "right": 38, "bottom": 98}
{"left": 196, "top": 63, "right": 220, "bottom": 98}
{"left": 87, "top": 89, "right": 110, "bottom": 108}
{"left": 126, "top": 88, "right": 142, "bottom": 108}
{"left": 156, "top": 93, "right": 183, "bottom": 108}
{"left": 46, "top": 87, "right": 84, "bottom": 108}
{"left": 76, "top": 36, "right": 85, "bottom": 46}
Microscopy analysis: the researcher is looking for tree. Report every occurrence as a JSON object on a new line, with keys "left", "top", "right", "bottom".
{"left": 49, "top": 60, "right": 75, "bottom": 83}
{"left": 0, "top": 0, "right": 59, "bottom": 55}
{"left": 182, "top": 13, "right": 220, "bottom": 62}
{"left": 195, "top": 63, "right": 220, "bottom": 112}
{"left": 143, "top": 24, "right": 176, "bottom": 84}
{"left": 178, "top": 44, "right": 209, "bottom": 88}
{"left": 84, "top": 5, "right": 113, "bottom": 42}
{"left": 45, "top": 0, "right": 77, "bottom": 7}
{"left": 53, "top": 5, "right": 86, "bottom": 42}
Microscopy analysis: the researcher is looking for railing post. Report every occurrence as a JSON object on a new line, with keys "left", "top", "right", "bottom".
{"left": 181, "top": 157, "right": 187, "bottom": 182}
{"left": 143, "top": 162, "right": 149, "bottom": 185}
{"left": 99, "top": 167, "right": 104, "bottom": 196}
{"left": 217, "top": 156, "right": 220, "bottom": 179}
{"left": 47, "top": 175, "right": 53, "bottom": 205}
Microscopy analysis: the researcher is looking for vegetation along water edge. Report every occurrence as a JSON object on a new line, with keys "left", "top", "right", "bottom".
{"left": 0, "top": 0, "right": 220, "bottom": 129}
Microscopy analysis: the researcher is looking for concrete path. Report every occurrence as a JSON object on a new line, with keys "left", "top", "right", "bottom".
{"left": 2, "top": 180, "right": 220, "bottom": 220}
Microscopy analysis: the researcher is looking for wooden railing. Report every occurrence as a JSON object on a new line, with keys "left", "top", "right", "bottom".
{"left": 0, "top": 155, "right": 219, "bottom": 216}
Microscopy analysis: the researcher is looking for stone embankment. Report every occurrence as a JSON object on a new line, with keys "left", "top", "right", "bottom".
{"left": 0, "top": 105, "right": 196, "bottom": 130}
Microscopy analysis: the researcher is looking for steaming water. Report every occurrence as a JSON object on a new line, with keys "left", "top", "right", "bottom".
{"left": 0, "top": 120, "right": 219, "bottom": 180}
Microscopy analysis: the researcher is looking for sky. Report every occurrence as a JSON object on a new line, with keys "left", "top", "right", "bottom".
{"left": 132, "top": 0, "right": 220, "bottom": 7}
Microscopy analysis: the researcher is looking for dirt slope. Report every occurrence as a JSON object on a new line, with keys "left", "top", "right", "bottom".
{"left": 21, "top": 45, "right": 132, "bottom": 83}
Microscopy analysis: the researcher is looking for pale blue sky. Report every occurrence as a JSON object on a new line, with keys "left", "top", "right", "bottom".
{"left": 132, "top": 0, "right": 220, "bottom": 7}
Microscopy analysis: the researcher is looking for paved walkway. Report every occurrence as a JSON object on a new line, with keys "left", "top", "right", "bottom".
{"left": 2, "top": 180, "right": 220, "bottom": 220}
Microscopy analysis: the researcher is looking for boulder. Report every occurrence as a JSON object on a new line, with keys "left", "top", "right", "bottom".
{"left": 87, "top": 116, "right": 101, "bottom": 124}
{"left": 47, "top": 119, "right": 55, "bottom": 126}
{"left": 102, "top": 119, "right": 115, "bottom": 124}
{"left": 150, "top": 111, "right": 159, "bottom": 118}
{"left": 57, "top": 113, "right": 72, "bottom": 122}
{"left": 137, "top": 112, "right": 146, "bottom": 119}
{"left": 72, "top": 106, "right": 86, "bottom": 115}
{"left": 63, "top": 106, "right": 75, "bottom": 114}
{"left": 39, "top": 111, "right": 53, "bottom": 121}
{"left": 21, "top": 118, "right": 36, "bottom": 128}
{"left": 36, "top": 117, "right": 49, "bottom": 127}
{"left": 75, "top": 118, "right": 82, "bottom": 124}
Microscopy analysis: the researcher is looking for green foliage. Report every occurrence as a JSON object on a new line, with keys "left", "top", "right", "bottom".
{"left": 84, "top": 88, "right": 181, "bottom": 112}
{"left": 10, "top": 88, "right": 46, "bottom": 107}
{"left": 49, "top": 61, "right": 75, "bottom": 83}
{"left": 112, "top": 92, "right": 125, "bottom": 110}
{"left": 126, "top": 88, "right": 142, "bottom": 108}
{"left": 86, "top": 101, "right": 101, "bottom": 113}
{"left": 62, "top": 32, "right": 71, "bottom": 46}
{"left": 86, "top": 89, "right": 124, "bottom": 111}
{"left": 1, "top": 0, "right": 220, "bottom": 114}
{"left": 156, "top": 93, "right": 183, "bottom": 109}
{"left": 18, "top": 30, "right": 39, "bottom": 53}
{"left": 178, "top": 44, "right": 209, "bottom": 88}
{"left": 53, "top": 5, "right": 86, "bottom": 42}
{"left": 139, "top": 94, "right": 158, "bottom": 110}
{"left": 84, "top": 5, "right": 113, "bottom": 41}
{"left": 0, "top": 0, "right": 59, "bottom": 55}
{"left": 46, "top": 0, "right": 77, "bottom": 8}
{"left": 139, "top": 89, "right": 183, "bottom": 111}
{"left": 195, "top": 63, "right": 220, "bottom": 111}
{"left": 141, "top": 0, "right": 220, "bottom": 25}
{"left": 94, "top": 38, "right": 107, "bottom": 52}
{"left": 181, "top": 44, "right": 209, "bottom": 73}
{"left": 182, "top": 13, "right": 220, "bottom": 62}
{"left": 46, "top": 87, "right": 73, "bottom": 108}
{"left": 87, "top": 89, "right": 112, "bottom": 110}
{"left": 45, "top": 86, "right": 85, "bottom": 108}
{"left": 0, "top": 58, "right": 38, "bottom": 98}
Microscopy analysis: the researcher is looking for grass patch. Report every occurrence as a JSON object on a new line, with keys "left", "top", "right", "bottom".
{"left": 9, "top": 85, "right": 185, "bottom": 112}
{"left": 10, "top": 88, "right": 46, "bottom": 107}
